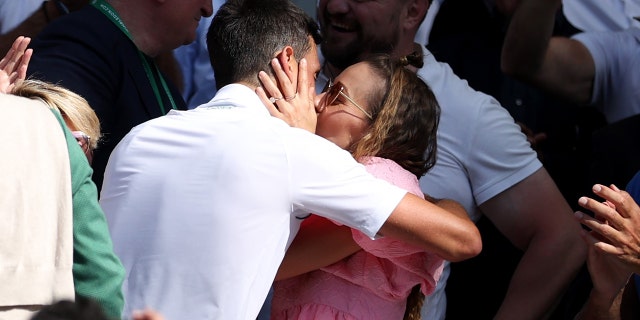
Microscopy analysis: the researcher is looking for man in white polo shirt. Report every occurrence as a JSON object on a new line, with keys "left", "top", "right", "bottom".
{"left": 99, "top": 0, "right": 481, "bottom": 319}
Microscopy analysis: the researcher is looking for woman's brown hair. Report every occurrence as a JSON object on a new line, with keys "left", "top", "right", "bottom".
{"left": 349, "top": 52, "right": 440, "bottom": 179}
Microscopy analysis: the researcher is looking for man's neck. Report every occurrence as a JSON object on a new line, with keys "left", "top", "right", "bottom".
{"left": 108, "top": 0, "right": 161, "bottom": 57}
{"left": 322, "top": 62, "right": 344, "bottom": 79}
{"left": 322, "top": 41, "right": 422, "bottom": 77}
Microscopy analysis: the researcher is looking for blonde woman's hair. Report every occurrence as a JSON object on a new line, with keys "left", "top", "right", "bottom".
{"left": 12, "top": 79, "right": 101, "bottom": 151}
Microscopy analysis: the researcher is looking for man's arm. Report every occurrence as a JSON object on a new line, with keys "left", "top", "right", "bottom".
{"left": 379, "top": 192, "right": 482, "bottom": 262}
{"left": 0, "top": 4, "right": 49, "bottom": 55}
{"left": 479, "top": 168, "right": 586, "bottom": 320}
{"left": 575, "top": 288, "right": 624, "bottom": 320}
{"left": 276, "top": 196, "right": 472, "bottom": 280}
{"left": 0, "top": 0, "right": 88, "bottom": 55}
{"left": 500, "top": 0, "right": 595, "bottom": 104}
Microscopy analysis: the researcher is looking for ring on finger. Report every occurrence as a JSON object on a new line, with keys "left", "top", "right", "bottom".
{"left": 269, "top": 96, "right": 283, "bottom": 103}
{"left": 285, "top": 93, "right": 297, "bottom": 101}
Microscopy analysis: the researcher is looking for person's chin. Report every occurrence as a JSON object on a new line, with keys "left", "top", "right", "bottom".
{"left": 322, "top": 34, "right": 354, "bottom": 54}
{"left": 183, "top": 22, "right": 199, "bottom": 45}
{"left": 183, "top": 35, "right": 197, "bottom": 46}
{"left": 324, "top": 28, "right": 357, "bottom": 45}
{"left": 321, "top": 42, "right": 361, "bottom": 69}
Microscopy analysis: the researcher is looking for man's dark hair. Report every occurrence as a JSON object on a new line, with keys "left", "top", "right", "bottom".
{"left": 208, "top": 0, "right": 321, "bottom": 90}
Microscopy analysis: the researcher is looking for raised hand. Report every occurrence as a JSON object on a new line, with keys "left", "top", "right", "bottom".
{"left": 0, "top": 36, "right": 33, "bottom": 93}
{"left": 256, "top": 57, "right": 317, "bottom": 133}
{"left": 575, "top": 184, "right": 640, "bottom": 274}
{"left": 572, "top": 184, "right": 640, "bottom": 318}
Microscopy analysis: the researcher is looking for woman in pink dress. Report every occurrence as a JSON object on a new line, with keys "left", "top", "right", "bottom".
{"left": 270, "top": 53, "right": 460, "bottom": 319}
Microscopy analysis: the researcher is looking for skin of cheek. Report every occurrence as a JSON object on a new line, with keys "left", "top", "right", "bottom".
{"left": 316, "top": 109, "right": 367, "bottom": 150}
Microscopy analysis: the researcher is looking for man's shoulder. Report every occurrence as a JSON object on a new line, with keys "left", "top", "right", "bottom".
{"left": 40, "top": 5, "right": 108, "bottom": 33}
{"left": 31, "top": 5, "right": 122, "bottom": 52}
{"left": 0, "top": 93, "right": 53, "bottom": 115}
{"left": 419, "top": 49, "right": 497, "bottom": 111}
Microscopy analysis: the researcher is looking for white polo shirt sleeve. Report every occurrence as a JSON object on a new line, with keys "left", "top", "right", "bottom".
{"left": 282, "top": 128, "right": 407, "bottom": 239}
{"left": 572, "top": 28, "right": 640, "bottom": 123}
{"left": 417, "top": 49, "right": 541, "bottom": 220}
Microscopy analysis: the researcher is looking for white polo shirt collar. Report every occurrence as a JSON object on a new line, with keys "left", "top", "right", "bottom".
{"left": 195, "top": 83, "right": 271, "bottom": 117}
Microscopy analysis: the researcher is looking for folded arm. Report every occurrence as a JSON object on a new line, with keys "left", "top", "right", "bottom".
{"left": 501, "top": 0, "right": 594, "bottom": 104}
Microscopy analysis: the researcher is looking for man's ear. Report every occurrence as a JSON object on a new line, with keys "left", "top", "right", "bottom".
{"left": 403, "top": 0, "right": 429, "bottom": 31}
{"left": 275, "top": 46, "right": 296, "bottom": 83}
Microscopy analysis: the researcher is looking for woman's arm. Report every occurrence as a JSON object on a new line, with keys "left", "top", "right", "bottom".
{"left": 276, "top": 215, "right": 360, "bottom": 280}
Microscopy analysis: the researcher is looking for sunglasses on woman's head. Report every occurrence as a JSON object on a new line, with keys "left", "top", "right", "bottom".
{"left": 321, "top": 79, "right": 373, "bottom": 120}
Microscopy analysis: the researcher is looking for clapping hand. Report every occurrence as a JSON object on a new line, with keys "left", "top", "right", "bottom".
{"left": 575, "top": 184, "right": 640, "bottom": 297}
{"left": 0, "top": 36, "right": 32, "bottom": 94}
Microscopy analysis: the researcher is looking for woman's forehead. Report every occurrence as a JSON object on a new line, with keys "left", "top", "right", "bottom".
{"left": 336, "top": 62, "right": 376, "bottom": 91}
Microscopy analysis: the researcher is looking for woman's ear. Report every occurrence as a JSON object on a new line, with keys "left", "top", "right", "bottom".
{"left": 276, "top": 46, "right": 296, "bottom": 83}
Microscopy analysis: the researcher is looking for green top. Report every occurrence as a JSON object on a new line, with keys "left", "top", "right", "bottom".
{"left": 51, "top": 109, "right": 125, "bottom": 319}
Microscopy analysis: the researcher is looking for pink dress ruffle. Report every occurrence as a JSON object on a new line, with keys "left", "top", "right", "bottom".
{"left": 272, "top": 157, "right": 444, "bottom": 320}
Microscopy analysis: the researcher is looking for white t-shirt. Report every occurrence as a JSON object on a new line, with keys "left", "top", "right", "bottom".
{"left": 100, "top": 84, "right": 406, "bottom": 320}
{"left": 0, "top": 0, "right": 42, "bottom": 33}
{"left": 572, "top": 27, "right": 640, "bottom": 123}
{"left": 416, "top": 47, "right": 541, "bottom": 320}
{"left": 562, "top": 0, "right": 640, "bottom": 32}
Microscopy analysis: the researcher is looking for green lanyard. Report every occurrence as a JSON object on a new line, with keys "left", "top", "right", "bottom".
{"left": 91, "top": 0, "right": 177, "bottom": 115}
